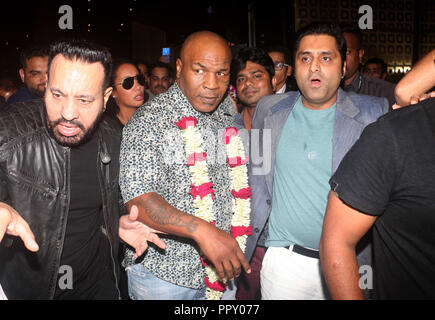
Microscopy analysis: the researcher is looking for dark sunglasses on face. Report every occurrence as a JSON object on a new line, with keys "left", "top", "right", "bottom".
{"left": 114, "top": 74, "right": 146, "bottom": 90}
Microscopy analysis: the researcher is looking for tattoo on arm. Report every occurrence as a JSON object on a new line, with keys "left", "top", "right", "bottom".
{"left": 137, "top": 194, "right": 198, "bottom": 234}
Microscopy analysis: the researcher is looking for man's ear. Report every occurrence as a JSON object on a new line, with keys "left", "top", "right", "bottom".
{"left": 271, "top": 76, "right": 278, "bottom": 92}
{"left": 358, "top": 49, "right": 365, "bottom": 64}
{"left": 286, "top": 65, "right": 293, "bottom": 77}
{"left": 19, "top": 69, "right": 25, "bottom": 83}
{"left": 103, "top": 86, "right": 113, "bottom": 111}
{"left": 381, "top": 72, "right": 387, "bottom": 81}
{"left": 176, "top": 58, "right": 182, "bottom": 80}
{"left": 341, "top": 62, "right": 347, "bottom": 79}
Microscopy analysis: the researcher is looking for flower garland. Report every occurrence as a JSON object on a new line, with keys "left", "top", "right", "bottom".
{"left": 174, "top": 116, "right": 252, "bottom": 300}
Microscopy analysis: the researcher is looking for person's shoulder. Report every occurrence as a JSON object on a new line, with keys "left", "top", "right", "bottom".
{"left": 123, "top": 94, "right": 176, "bottom": 140}
{"left": 0, "top": 99, "right": 44, "bottom": 146}
{"left": 363, "top": 74, "right": 396, "bottom": 89}
{"left": 260, "top": 91, "right": 297, "bottom": 106}
{"left": 6, "top": 85, "right": 34, "bottom": 105}
{"left": 361, "top": 98, "right": 434, "bottom": 142}
{"left": 345, "top": 90, "right": 388, "bottom": 113}
{"left": 256, "top": 91, "right": 298, "bottom": 116}
{"left": 379, "top": 97, "right": 434, "bottom": 124}
{"left": 100, "top": 114, "right": 122, "bottom": 139}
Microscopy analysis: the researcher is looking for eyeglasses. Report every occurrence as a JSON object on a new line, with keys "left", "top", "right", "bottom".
{"left": 274, "top": 62, "right": 289, "bottom": 71}
{"left": 113, "top": 74, "right": 146, "bottom": 90}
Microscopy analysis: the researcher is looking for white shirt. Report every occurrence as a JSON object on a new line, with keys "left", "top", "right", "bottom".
{"left": 275, "top": 83, "right": 287, "bottom": 94}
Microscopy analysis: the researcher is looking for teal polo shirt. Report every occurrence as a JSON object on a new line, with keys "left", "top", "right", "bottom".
{"left": 266, "top": 96, "right": 336, "bottom": 250}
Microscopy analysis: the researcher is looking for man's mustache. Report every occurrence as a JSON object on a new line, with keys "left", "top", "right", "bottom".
{"left": 50, "top": 118, "right": 85, "bottom": 131}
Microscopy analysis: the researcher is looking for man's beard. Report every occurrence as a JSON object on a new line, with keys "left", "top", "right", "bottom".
{"left": 153, "top": 85, "right": 166, "bottom": 94}
{"left": 28, "top": 84, "right": 46, "bottom": 97}
{"left": 45, "top": 108, "right": 105, "bottom": 148}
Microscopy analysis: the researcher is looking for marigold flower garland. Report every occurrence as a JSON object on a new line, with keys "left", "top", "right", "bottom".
{"left": 174, "top": 116, "right": 252, "bottom": 300}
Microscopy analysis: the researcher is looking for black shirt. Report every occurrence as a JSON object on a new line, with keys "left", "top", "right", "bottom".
{"left": 54, "top": 133, "right": 117, "bottom": 299}
{"left": 330, "top": 98, "right": 435, "bottom": 299}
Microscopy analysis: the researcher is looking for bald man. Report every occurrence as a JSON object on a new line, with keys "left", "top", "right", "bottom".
{"left": 119, "top": 31, "right": 251, "bottom": 300}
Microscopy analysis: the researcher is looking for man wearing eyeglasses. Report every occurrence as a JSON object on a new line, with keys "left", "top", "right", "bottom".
{"left": 267, "top": 46, "right": 296, "bottom": 94}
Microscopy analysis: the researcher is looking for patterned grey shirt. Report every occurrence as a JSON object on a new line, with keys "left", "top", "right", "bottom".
{"left": 119, "top": 83, "right": 237, "bottom": 289}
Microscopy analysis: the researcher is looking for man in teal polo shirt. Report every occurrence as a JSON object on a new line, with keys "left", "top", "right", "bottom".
{"left": 246, "top": 23, "right": 388, "bottom": 299}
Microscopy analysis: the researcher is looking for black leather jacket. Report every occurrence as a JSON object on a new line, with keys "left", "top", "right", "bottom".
{"left": 0, "top": 99, "right": 122, "bottom": 299}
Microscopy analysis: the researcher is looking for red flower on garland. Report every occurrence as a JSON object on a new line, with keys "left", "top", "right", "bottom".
{"left": 227, "top": 155, "right": 249, "bottom": 168}
{"left": 174, "top": 116, "right": 198, "bottom": 130}
{"left": 222, "top": 127, "right": 240, "bottom": 144}
{"left": 187, "top": 152, "right": 207, "bottom": 166}
{"left": 232, "top": 187, "right": 252, "bottom": 199}
{"left": 190, "top": 182, "right": 216, "bottom": 200}
{"left": 230, "top": 225, "right": 253, "bottom": 238}
{"left": 204, "top": 277, "right": 227, "bottom": 292}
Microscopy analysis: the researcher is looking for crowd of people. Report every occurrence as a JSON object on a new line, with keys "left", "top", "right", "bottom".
{"left": 0, "top": 21, "right": 434, "bottom": 300}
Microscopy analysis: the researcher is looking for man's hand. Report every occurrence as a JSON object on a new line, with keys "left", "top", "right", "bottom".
{"left": 392, "top": 91, "right": 435, "bottom": 109}
{"left": 0, "top": 202, "right": 39, "bottom": 252}
{"left": 119, "top": 205, "right": 166, "bottom": 259}
{"left": 195, "top": 224, "right": 251, "bottom": 281}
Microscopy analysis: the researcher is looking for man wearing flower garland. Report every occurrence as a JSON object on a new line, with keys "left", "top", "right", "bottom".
{"left": 119, "top": 31, "right": 252, "bottom": 300}
{"left": 246, "top": 23, "right": 388, "bottom": 299}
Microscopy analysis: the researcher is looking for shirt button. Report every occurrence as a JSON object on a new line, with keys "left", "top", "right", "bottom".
{"left": 254, "top": 228, "right": 260, "bottom": 233}
{"left": 266, "top": 200, "right": 271, "bottom": 205}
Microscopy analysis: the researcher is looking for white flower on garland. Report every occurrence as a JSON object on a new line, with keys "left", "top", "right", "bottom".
{"left": 175, "top": 118, "right": 252, "bottom": 300}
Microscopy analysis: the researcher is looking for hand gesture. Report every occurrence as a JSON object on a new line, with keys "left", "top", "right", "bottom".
{"left": 0, "top": 202, "right": 39, "bottom": 252}
{"left": 119, "top": 205, "right": 166, "bottom": 259}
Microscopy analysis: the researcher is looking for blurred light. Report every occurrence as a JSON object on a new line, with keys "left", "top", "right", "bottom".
{"left": 5, "top": 42, "right": 8, "bottom": 45}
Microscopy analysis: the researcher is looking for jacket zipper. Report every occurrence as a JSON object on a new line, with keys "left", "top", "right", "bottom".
{"left": 98, "top": 135, "right": 121, "bottom": 299}
{"left": 50, "top": 146, "right": 70, "bottom": 299}
{"left": 8, "top": 170, "right": 57, "bottom": 197}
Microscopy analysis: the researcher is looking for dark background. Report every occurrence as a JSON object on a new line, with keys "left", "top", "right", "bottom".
{"left": 0, "top": 0, "right": 434, "bottom": 84}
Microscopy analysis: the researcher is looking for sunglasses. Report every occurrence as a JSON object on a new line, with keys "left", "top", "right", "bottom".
{"left": 113, "top": 74, "right": 146, "bottom": 90}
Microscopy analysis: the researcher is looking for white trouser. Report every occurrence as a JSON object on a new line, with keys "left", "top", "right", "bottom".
{"left": 0, "top": 284, "right": 7, "bottom": 300}
{"left": 260, "top": 246, "right": 329, "bottom": 300}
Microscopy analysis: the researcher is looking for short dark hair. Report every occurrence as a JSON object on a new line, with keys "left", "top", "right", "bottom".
{"left": 149, "top": 61, "right": 172, "bottom": 76}
{"left": 230, "top": 46, "right": 275, "bottom": 86}
{"left": 293, "top": 23, "right": 347, "bottom": 69}
{"left": 19, "top": 45, "right": 49, "bottom": 70}
{"left": 340, "top": 24, "right": 363, "bottom": 50}
{"left": 364, "top": 57, "right": 387, "bottom": 75}
{"left": 266, "top": 45, "right": 292, "bottom": 66}
{"left": 47, "top": 40, "right": 112, "bottom": 90}
{"left": 134, "top": 60, "right": 149, "bottom": 76}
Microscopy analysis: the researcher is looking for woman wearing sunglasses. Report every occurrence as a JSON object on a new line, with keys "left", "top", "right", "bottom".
{"left": 106, "top": 59, "right": 146, "bottom": 128}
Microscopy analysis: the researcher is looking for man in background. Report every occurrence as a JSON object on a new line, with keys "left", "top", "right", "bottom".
{"left": 363, "top": 57, "right": 388, "bottom": 80}
{"left": 341, "top": 26, "right": 396, "bottom": 108}
{"left": 7, "top": 45, "right": 49, "bottom": 105}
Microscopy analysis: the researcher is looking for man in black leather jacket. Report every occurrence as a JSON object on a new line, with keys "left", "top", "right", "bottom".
{"left": 0, "top": 40, "right": 165, "bottom": 300}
